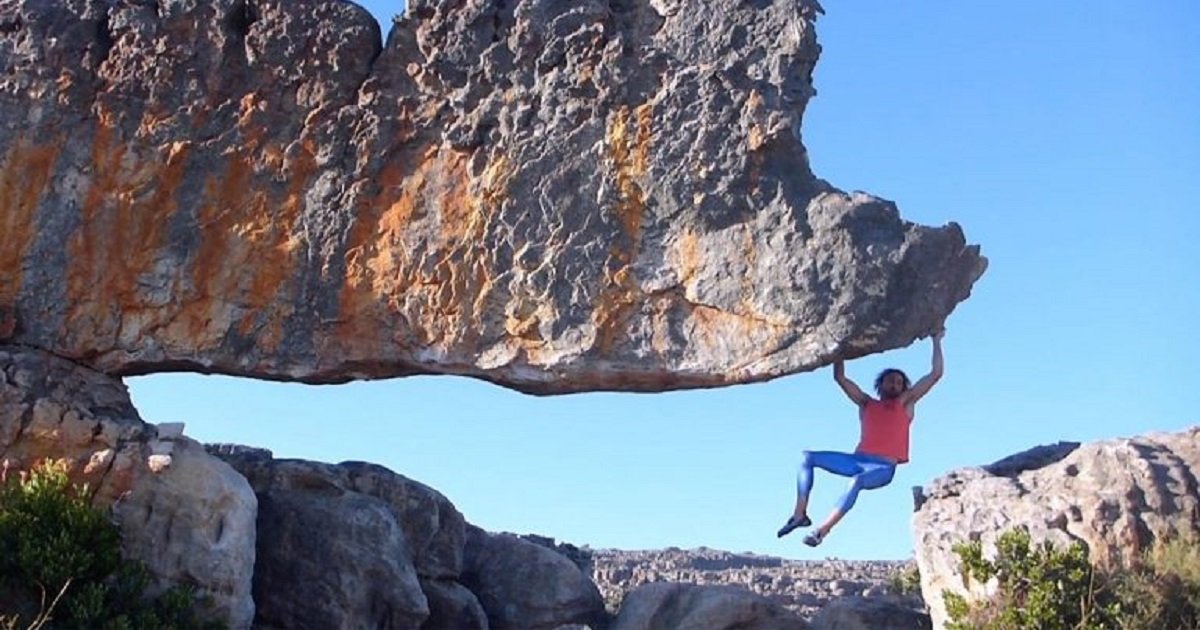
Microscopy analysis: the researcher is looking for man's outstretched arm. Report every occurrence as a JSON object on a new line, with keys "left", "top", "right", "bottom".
{"left": 903, "top": 329, "right": 945, "bottom": 405}
{"left": 834, "top": 360, "right": 871, "bottom": 406}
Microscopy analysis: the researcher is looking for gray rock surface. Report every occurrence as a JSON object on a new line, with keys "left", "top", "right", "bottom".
{"left": 418, "top": 578, "right": 489, "bottom": 630}
{"left": 463, "top": 525, "right": 608, "bottom": 629}
{"left": 212, "top": 452, "right": 476, "bottom": 627}
{"left": 0, "top": 0, "right": 985, "bottom": 394}
{"left": 250, "top": 488, "right": 428, "bottom": 629}
{"left": 809, "top": 596, "right": 932, "bottom": 630}
{"left": 609, "top": 582, "right": 808, "bottom": 630}
{"left": 0, "top": 346, "right": 256, "bottom": 629}
{"left": 912, "top": 426, "right": 1200, "bottom": 629}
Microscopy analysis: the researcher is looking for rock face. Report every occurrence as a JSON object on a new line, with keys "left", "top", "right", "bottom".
{"left": 609, "top": 582, "right": 808, "bottom": 630}
{"left": 213, "top": 448, "right": 607, "bottom": 629}
{"left": 809, "top": 596, "right": 932, "bottom": 630}
{"left": 912, "top": 426, "right": 1200, "bottom": 629}
{"left": 0, "top": 346, "right": 256, "bottom": 628}
{"left": 0, "top": 0, "right": 985, "bottom": 394}
{"left": 462, "top": 525, "right": 608, "bottom": 629}
{"left": 212, "top": 449, "right": 480, "bottom": 629}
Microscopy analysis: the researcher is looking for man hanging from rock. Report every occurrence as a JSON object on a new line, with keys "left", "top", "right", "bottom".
{"left": 777, "top": 328, "right": 945, "bottom": 547}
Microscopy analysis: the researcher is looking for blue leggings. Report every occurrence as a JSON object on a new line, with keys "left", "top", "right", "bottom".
{"left": 797, "top": 451, "right": 896, "bottom": 513}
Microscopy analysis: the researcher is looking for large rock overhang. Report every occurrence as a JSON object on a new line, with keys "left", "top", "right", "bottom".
{"left": 0, "top": 0, "right": 985, "bottom": 394}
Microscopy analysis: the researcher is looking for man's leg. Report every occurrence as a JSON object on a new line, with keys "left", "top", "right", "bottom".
{"left": 806, "top": 458, "right": 895, "bottom": 546}
{"left": 779, "top": 451, "right": 862, "bottom": 537}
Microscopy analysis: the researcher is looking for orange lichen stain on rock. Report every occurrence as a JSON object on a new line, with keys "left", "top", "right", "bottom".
{"left": 594, "top": 103, "right": 653, "bottom": 355}
{"left": 236, "top": 92, "right": 271, "bottom": 153}
{"left": 339, "top": 144, "right": 441, "bottom": 350}
{"left": 0, "top": 138, "right": 60, "bottom": 306}
{"left": 135, "top": 104, "right": 174, "bottom": 140}
{"left": 673, "top": 228, "right": 702, "bottom": 287}
{"left": 339, "top": 149, "right": 430, "bottom": 344}
{"left": 743, "top": 89, "right": 767, "bottom": 189}
{"left": 744, "top": 90, "right": 765, "bottom": 149}
{"left": 433, "top": 151, "right": 506, "bottom": 343}
{"left": 66, "top": 118, "right": 181, "bottom": 346}
{"left": 178, "top": 139, "right": 309, "bottom": 353}
{"left": 340, "top": 145, "right": 509, "bottom": 353}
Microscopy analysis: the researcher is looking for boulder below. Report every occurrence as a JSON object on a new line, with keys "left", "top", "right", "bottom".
{"left": 0, "top": 346, "right": 256, "bottom": 628}
{"left": 912, "top": 426, "right": 1200, "bottom": 628}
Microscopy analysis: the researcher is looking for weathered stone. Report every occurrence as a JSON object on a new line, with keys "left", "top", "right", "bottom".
{"left": 463, "top": 525, "right": 608, "bottom": 629}
{"left": 210, "top": 453, "right": 491, "bottom": 627}
{"left": 0, "top": 0, "right": 985, "bottom": 394}
{"left": 912, "top": 426, "right": 1200, "bottom": 629}
{"left": 0, "top": 346, "right": 256, "bottom": 629}
{"left": 216, "top": 453, "right": 467, "bottom": 579}
{"left": 340, "top": 460, "right": 468, "bottom": 579}
{"left": 250, "top": 488, "right": 429, "bottom": 629}
{"left": 609, "top": 582, "right": 808, "bottom": 630}
{"left": 809, "top": 596, "right": 930, "bottom": 630}
{"left": 419, "top": 577, "right": 489, "bottom": 630}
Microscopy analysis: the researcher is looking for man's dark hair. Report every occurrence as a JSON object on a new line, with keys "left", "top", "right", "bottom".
{"left": 874, "top": 369, "right": 910, "bottom": 396}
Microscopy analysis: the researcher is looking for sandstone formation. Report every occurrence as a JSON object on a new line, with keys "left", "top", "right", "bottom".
{"left": 212, "top": 448, "right": 609, "bottom": 629}
{"left": 211, "top": 448, "right": 484, "bottom": 629}
{"left": 809, "top": 596, "right": 932, "bottom": 630}
{"left": 463, "top": 525, "right": 608, "bottom": 629}
{"left": 0, "top": 0, "right": 985, "bottom": 394}
{"left": 912, "top": 426, "right": 1200, "bottom": 629}
{"left": 609, "top": 582, "right": 808, "bottom": 630}
{"left": 0, "top": 345, "right": 256, "bottom": 628}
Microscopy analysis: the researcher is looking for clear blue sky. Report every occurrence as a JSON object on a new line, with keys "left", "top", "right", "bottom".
{"left": 129, "top": 1, "right": 1199, "bottom": 561}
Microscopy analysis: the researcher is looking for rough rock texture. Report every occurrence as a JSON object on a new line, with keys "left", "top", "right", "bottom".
{"left": 255, "top": 489, "right": 428, "bottom": 629}
{"left": 463, "top": 525, "right": 608, "bottom": 629}
{"left": 809, "top": 596, "right": 932, "bottom": 630}
{"left": 609, "top": 582, "right": 808, "bottom": 630}
{"left": 212, "top": 450, "right": 477, "bottom": 628}
{"left": 418, "top": 577, "right": 490, "bottom": 630}
{"left": 912, "top": 426, "right": 1200, "bottom": 629}
{"left": 0, "top": 346, "right": 256, "bottom": 629}
{"left": 0, "top": 0, "right": 985, "bottom": 394}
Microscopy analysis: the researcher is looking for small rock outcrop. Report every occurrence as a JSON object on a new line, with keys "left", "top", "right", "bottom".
{"left": 462, "top": 525, "right": 608, "bottom": 629}
{"left": 211, "top": 451, "right": 480, "bottom": 628}
{"left": 809, "top": 596, "right": 932, "bottom": 630}
{"left": 912, "top": 426, "right": 1200, "bottom": 628}
{"left": 0, "top": 0, "right": 985, "bottom": 394}
{"left": 0, "top": 346, "right": 256, "bottom": 628}
{"left": 609, "top": 582, "right": 808, "bottom": 630}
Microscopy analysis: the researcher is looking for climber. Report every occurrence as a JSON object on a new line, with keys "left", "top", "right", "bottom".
{"left": 776, "top": 328, "right": 945, "bottom": 547}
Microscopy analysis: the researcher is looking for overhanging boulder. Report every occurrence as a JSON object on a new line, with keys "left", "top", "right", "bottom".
{"left": 0, "top": 0, "right": 985, "bottom": 393}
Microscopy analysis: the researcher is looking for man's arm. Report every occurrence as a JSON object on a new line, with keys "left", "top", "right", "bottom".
{"left": 834, "top": 360, "right": 871, "bottom": 406}
{"left": 903, "top": 329, "right": 944, "bottom": 405}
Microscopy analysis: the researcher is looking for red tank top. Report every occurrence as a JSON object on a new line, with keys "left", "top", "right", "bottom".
{"left": 856, "top": 399, "right": 912, "bottom": 463}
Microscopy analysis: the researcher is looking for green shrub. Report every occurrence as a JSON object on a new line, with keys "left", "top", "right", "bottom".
{"left": 889, "top": 563, "right": 923, "bottom": 598}
{"left": 943, "top": 528, "right": 1120, "bottom": 629}
{"left": 1109, "top": 535, "right": 1200, "bottom": 630}
{"left": 944, "top": 527, "right": 1200, "bottom": 630}
{"left": 0, "top": 460, "right": 222, "bottom": 630}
